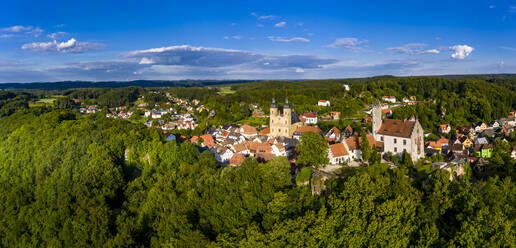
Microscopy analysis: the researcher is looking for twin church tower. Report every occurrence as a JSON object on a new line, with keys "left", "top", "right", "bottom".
{"left": 269, "top": 97, "right": 302, "bottom": 138}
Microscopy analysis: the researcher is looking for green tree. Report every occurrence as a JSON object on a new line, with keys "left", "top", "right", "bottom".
{"left": 296, "top": 132, "right": 329, "bottom": 167}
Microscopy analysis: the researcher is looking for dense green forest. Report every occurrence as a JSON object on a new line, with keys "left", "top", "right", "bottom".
{"left": 0, "top": 75, "right": 514, "bottom": 247}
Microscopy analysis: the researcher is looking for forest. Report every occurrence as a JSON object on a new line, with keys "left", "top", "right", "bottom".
{"left": 0, "top": 75, "right": 514, "bottom": 247}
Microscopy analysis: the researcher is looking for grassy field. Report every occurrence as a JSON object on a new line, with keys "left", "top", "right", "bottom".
{"left": 29, "top": 95, "right": 64, "bottom": 107}
{"left": 217, "top": 86, "right": 236, "bottom": 95}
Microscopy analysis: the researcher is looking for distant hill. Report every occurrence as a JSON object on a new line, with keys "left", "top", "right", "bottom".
{"left": 0, "top": 80, "right": 260, "bottom": 90}
{"left": 1, "top": 74, "right": 515, "bottom": 90}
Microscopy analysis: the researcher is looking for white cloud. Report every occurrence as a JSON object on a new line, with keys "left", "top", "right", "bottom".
{"left": 274, "top": 21, "right": 286, "bottom": 27}
{"left": 326, "top": 38, "right": 368, "bottom": 51}
{"left": 232, "top": 35, "right": 244, "bottom": 40}
{"left": 1, "top": 25, "right": 44, "bottom": 37}
{"left": 139, "top": 58, "right": 155, "bottom": 64}
{"left": 47, "top": 32, "right": 67, "bottom": 39}
{"left": 125, "top": 45, "right": 337, "bottom": 70}
{"left": 0, "top": 34, "right": 14, "bottom": 38}
{"left": 1, "top": 25, "right": 33, "bottom": 32}
{"left": 296, "top": 68, "right": 305, "bottom": 73}
{"left": 21, "top": 38, "right": 102, "bottom": 54}
{"left": 489, "top": 5, "right": 495, "bottom": 9}
{"left": 268, "top": 36, "right": 310, "bottom": 43}
{"left": 387, "top": 43, "right": 440, "bottom": 55}
{"left": 259, "top": 15, "right": 275, "bottom": 20}
{"left": 449, "top": 45, "right": 474, "bottom": 59}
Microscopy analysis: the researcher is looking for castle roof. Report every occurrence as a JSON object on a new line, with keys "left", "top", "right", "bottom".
{"left": 377, "top": 119, "right": 416, "bottom": 138}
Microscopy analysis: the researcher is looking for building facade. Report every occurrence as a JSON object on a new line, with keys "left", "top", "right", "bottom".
{"left": 372, "top": 105, "right": 425, "bottom": 161}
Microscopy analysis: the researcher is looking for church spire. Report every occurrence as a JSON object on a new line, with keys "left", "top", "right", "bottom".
{"left": 271, "top": 97, "right": 277, "bottom": 108}
{"left": 284, "top": 96, "right": 290, "bottom": 108}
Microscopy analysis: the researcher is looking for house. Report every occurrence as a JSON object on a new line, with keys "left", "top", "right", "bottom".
{"left": 343, "top": 125, "right": 353, "bottom": 137}
{"left": 382, "top": 96, "right": 396, "bottom": 103}
{"left": 200, "top": 134, "right": 216, "bottom": 148}
{"left": 232, "top": 142, "right": 250, "bottom": 156}
{"left": 229, "top": 153, "right": 246, "bottom": 167}
{"left": 372, "top": 106, "right": 424, "bottom": 161}
{"left": 213, "top": 146, "right": 234, "bottom": 163}
{"left": 272, "top": 143, "right": 287, "bottom": 157}
{"left": 439, "top": 124, "right": 451, "bottom": 135}
{"left": 474, "top": 122, "right": 488, "bottom": 133}
{"left": 328, "top": 143, "right": 350, "bottom": 164}
{"left": 490, "top": 120, "right": 501, "bottom": 129}
{"left": 382, "top": 109, "right": 393, "bottom": 118}
{"left": 480, "top": 129, "right": 496, "bottom": 138}
{"left": 325, "top": 127, "right": 341, "bottom": 141}
{"left": 427, "top": 136, "right": 449, "bottom": 153}
{"left": 318, "top": 100, "right": 330, "bottom": 107}
{"left": 459, "top": 136, "right": 473, "bottom": 148}
{"left": 474, "top": 144, "right": 493, "bottom": 158}
{"left": 343, "top": 84, "right": 350, "bottom": 91}
{"left": 239, "top": 124, "right": 258, "bottom": 138}
{"left": 475, "top": 137, "right": 488, "bottom": 145}
{"left": 293, "top": 126, "right": 323, "bottom": 140}
{"left": 344, "top": 134, "right": 377, "bottom": 160}
{"left": 259, "top": 128, "right": 270, "bottom": 135}
{"left": 299, "top": 112, "right": 318, "bottom": 125}
{"left": 331, "top": 111, "right": 341, "bottom": 120}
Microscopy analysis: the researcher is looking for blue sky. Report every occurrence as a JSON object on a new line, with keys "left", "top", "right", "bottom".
{"left": 1, "top": 0, "right": 515, "bottom": 82}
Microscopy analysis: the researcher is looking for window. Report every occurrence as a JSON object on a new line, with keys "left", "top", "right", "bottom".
{"left": 380, "top": 136, "right": 384, "bottom": 141}
{"left": 403, "top": 139, "right": 407, "bottom": 145}
{"left": 394, "top": 138, "right": 397, "bottom": 144}
{"left": 394, "top": 147, "right": 398, "bottom": 152}
{"left": 285, "top": 121, "right": 287, "bottom": 124}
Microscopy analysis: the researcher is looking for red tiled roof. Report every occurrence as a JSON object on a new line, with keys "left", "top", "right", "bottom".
{"left": 240, "top": 124, "right": 258, "bottom": 135}
{"left": 190, "top": 136, "right": 199, "bottom": 143}
{"left": 229, "top": 153, "right": 246, "bottom": 166}
{"left": 200, "top": 134, "right": 215, "bottom": 148}
{"left": 382, "top": 109, "right": 392, "bottom": 114}
{"left": 256, "top": 152, "right": 275, "bottom": 162}
{"left": 330, "top": 126, "right": 341, "bottom": 137}
{"left": 295, "top": 126, "right": 322, "bottom": 134}
{"left": 377, "top": 119, "right": 416, "bottom": 138}
{"left": 233, "top": 143, "right": 249, "bottom": 153}
{"left": 318, "top": 100, "right": 329, "bottom": 103}
{"left": 301, "top": 112, "right": 317, "bottom": 118}
{"left": 259, "top": 128, "right": 270, "bottom": 135}
{"left": 345, "top": 125, "right": 353, "bottom": 133}
{"left": 329, "top": 143, "right": 348, "bottom": 157}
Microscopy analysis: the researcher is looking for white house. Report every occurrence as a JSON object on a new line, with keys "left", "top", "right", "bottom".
{"left": 382, "top": 96, "right": 397, "bottom": 103}
{"left": 272, "top": 143, "right": 287, "bottom": 157}
{"left": 328, "top": 143, "right": 350, "bottom": 164}
{"left": 318, "top": 100, "right": 331, "bottom": 107}
{"left": 343, "top": 84, "right": 350, "bottom": 91}
{"left": 439, "top": 124, "right": 451, "bottom": 135}
{"left": 300, "top": 112, "right": 318, "bottom": 124}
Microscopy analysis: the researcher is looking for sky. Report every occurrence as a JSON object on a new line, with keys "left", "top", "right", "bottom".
{"left": 0, "top": 0, "right": 516, "bottom": 82}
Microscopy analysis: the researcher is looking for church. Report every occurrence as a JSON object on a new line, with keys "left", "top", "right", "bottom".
{"left": 269, "top": 97, "right": 303, "bottom": 138}
{"left": 371, "top": 105, "right": 425, "bottom": 161}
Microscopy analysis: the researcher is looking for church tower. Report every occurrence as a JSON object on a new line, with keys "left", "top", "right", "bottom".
{"left": 269, "top": 97, "right": 293, "bottom": 138}
{"left": 372, "top": 104, "right": 383, "bottom": 137}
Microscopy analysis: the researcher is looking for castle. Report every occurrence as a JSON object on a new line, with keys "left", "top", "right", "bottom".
{"left": 269, "top": 97, "right": 302, "bottom": 138}
{"left": 371, "top": 105, "right": 425, "bottom": 161}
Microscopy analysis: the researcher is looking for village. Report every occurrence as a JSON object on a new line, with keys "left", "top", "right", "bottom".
{"left": 75, "top": 90, "right": 516, "bottom": 181}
